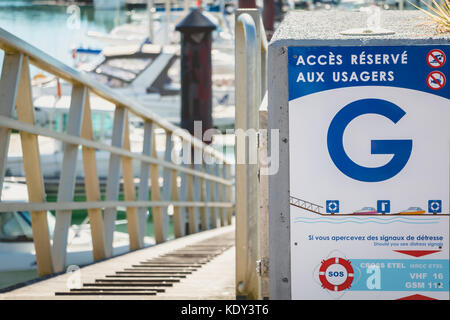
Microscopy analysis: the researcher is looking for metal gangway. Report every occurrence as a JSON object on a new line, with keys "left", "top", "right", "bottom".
{"left": 289, "top": 196, "right": 323, "bottom": 215}
{"left": 0, "top": 27, "right": 234, "bottom": 280}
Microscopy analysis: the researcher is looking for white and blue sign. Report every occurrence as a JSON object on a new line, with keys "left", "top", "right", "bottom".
{"left": 326, "top": 200, "right": 339, "bottom": 213}
{"left": 288, "top": 45, "right": 449, "bottom": 300}
{"left": 429, "top": 200, "right": 442, "bottom": 214}
{"left": 377, "top": 200, "right": 390, "bottom": 214}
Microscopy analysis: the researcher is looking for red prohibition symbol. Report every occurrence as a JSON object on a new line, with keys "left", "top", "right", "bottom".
{"left": 427, "top": 71, "right": 446, "bottom": 90}
{"left": 427, "top": 49, "right": 446, "bottom": 68}
{"left": 319, "top": 257, "right": 354, "bottom": 292}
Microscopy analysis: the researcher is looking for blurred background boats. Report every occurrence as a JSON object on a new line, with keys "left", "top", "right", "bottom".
{"left": 0, "top": 0, "right": 236, "bottom": 289}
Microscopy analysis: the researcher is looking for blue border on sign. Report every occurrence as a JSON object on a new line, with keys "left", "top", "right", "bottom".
{"left": 288, "top": 45, "right": 450, "bottom": 101}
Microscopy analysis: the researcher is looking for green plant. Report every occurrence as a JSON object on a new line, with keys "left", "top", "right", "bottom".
{"left": 409, "top": 0, "right": 450, "bottom": 33}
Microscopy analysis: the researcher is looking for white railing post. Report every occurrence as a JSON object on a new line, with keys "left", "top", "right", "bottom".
{"left": 193, "top": 146, "right": 203, "bottom": 231}
{"left": 103, "top": 106, "right": 126, "bottom": 258}
{"left": 178, "top": 138, "right": 190, "bottom": 236}
{"left": 122, "top": 112, "right": 141, "bottom": 251}
{"left": 137, "top": 120, "right": 154, "bottom": 245}
{"left": 0, "top": 53, "right": 22, "bottom": 195}
{"left": 205, "top": 163, "right": 216, "bottom": 228}
{"left": 52, "top": 85, "right": 87, "bottom": 272}
{"left": 215, "top": 163, "right": 224, "bottom": 226}
{"left": 161, "top": 131, "right": 173, "bottom": 240}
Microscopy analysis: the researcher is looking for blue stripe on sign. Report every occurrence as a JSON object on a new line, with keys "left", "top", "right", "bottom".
{"left": 288, "top": 46, "right": 450, "bottom": 101}
{"left": 348, "top": 259, "right": 449, "bottom": 292}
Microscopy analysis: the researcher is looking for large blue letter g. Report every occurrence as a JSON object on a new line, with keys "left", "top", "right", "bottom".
{"left": 327, "top": 99, "right": 412, "bottom": 182}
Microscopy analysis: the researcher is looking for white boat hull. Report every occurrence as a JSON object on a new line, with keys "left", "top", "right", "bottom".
{"left": 93, "top": 0, "right": 125, "bottom": 10}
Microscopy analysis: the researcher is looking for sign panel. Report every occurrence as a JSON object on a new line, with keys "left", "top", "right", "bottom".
{"left": 288, "top": 45, "right": 450, "bottom": 300}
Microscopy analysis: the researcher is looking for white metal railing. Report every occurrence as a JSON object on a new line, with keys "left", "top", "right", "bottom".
{"left": 0, "top": 27, "right": 233, "bottom": 276}
{"left": 235, "top": 8, "right": 268, "bottom": 300}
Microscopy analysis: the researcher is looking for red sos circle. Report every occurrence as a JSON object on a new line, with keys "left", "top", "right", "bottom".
{"left": 319, "top": 257, "right": 354, "bottom": 291}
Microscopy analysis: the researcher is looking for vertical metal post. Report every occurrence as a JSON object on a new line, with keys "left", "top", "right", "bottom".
{"left": 186, "top": 171, "right": 198, "bottom": 234}
{"left": 199, "top": 164, "right": 209, "bottom": 230}
{"left": 147, "top": 0, "right": 154, "bottom": 42}
{"left": 224, "top": 163, "right": 233, "bottom": 225}
{"left": 215, "top": 163, "right": 225, "bottom": 226}
{"left": 161, "top": 131, "right": 173, "bottom": 239}
{"left": 122, "top": 114, "right": 141, "bottom": 251}
{"left": 150, "top": 130, "right": 164, "bottom": 243}
{"left": 52, "top": 85, "right": 86, "bottom": 273}
{"left": 175, "top": 9, "right": 216, "bottom": 139}
{"left": 193, "top": 147, "right": 202, "bottom": 231}
{"left": 171, "top": 167, "right": 183, "bottom": 237}
{"left": 0, "top": 53, "right": 22, "bottom": 195}
{"left": 178, "top": 139, "right": 190, "bottom": 236}
{"left": 205, "top": 163, "right": 216, "bottom": 228}
{"left": 103, "top": 106, "right": 126, "bottom": 258}
{"left": 222, "top": 164, "right": 229, "bottom": 226}
{"left": 138, "top": 120, "right": 154, "bottom": 245}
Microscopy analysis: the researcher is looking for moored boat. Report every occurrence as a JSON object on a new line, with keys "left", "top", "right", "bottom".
{"left": 352, "top": 206, "right": 378, "bottom": 215}
{"left": 398, "top": 207, "right": 426, "bottom": 215}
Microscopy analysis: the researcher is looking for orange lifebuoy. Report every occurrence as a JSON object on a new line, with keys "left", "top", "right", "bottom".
{"left": 319, "top": 257, "right": 354, "bottom": 291}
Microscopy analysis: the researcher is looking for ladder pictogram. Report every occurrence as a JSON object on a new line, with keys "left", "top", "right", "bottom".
{"left": 289, "top": 195, "right": 323, "bottom": 214}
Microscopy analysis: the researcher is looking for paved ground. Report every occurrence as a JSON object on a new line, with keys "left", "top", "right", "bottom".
{"left": 0, "top": 225, "right": 236, "bottom": 300}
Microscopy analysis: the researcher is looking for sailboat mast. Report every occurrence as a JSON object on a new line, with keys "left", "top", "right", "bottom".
{"left": 147, "top": 0, "right": 154, "bottom": 42}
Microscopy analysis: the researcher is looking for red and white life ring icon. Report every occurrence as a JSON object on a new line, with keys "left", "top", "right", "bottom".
{"left": 319, "top": 257, "right": 354, "bottom": 292}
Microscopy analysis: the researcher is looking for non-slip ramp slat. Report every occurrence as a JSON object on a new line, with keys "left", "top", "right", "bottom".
{"left": 82, "top": 283, "right": 173, "bottom": 287}
{"left": 106, "top": 275, "right": 187, "bottom": 278}
{"left": 116, "top": 271, "right": 192, "bottom": 275}
{"left": 56, "top": 291, "right": 158, "bottom": 296}
{"left": 54, "top": 231, "right": 234, "bottom": 296}
{"left": 71, "top": 288, "right": 165, "bottom": 292}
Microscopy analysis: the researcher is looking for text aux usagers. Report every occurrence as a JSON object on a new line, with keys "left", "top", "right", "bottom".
{"left": 294, "top": 51, "right": 408, "bottom": 83}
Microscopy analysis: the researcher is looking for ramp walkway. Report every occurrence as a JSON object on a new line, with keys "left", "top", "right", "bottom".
{"left": 0, "top": 225, "right": 235, "bottom": 300}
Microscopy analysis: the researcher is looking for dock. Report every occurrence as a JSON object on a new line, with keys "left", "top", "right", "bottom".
{"left": 0, "top": 226, "right": 235, "bottom": 300}
{"left": 0, "top": 5, "right": 269, "bottom": 301}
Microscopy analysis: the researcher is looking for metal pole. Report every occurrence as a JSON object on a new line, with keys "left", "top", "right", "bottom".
{"left": 165, "top": 0, "right": 171, "bottom": 45}
{"left": 235, "top": 9, "right": 260, "bottom": 300}
{"left": 239, "top": 0, "right": 257, "bottom": 8}
{"left": 147, "top": 0, "right": 154, "bottom": 42}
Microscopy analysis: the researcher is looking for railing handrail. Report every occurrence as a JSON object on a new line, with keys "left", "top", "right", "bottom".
{"left": 0, "top": 115, "right": 231, "bottom": 185}
{"left": 0, "top": 25, "right": 234, "bottom": 277}
{"left": 235, "top": 8, "right": 268, "bottom": 300}
{"left": 0, "top": 27, "right": 229, "bottom": 165}
{"left": 0, "top": 200, "right": 233, "bottom": 212}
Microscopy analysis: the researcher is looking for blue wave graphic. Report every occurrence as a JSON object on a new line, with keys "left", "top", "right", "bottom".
{"left": 293, "top": 218, "right": 438, "bottom": 225}
{"left": 294, "top": 216, "right": 439, "bottom": 221}
{"left": 293, "top": 215, "right": 440, "bottom": 220}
